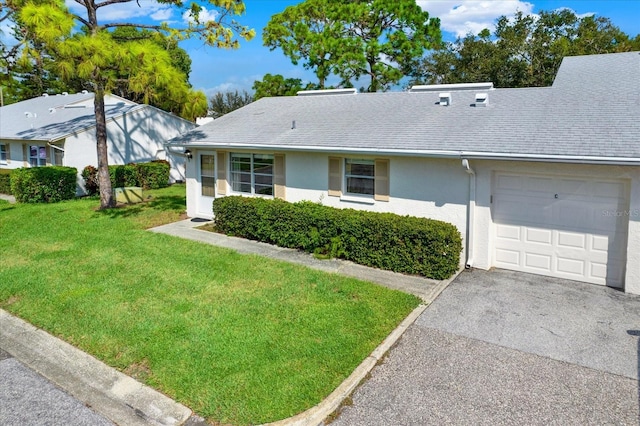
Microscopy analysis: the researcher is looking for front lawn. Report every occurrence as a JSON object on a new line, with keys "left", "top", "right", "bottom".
{"left": 0, "top": 185, "right": 420, "bottom": 425}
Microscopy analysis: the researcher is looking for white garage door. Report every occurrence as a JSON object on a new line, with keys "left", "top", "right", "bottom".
{"left": 493, "top": 173, "right": 629, "bottom": 287}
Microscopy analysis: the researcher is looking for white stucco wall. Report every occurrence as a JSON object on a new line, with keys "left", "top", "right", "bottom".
{"left": 1, "top": 103, "right": 195, "bottom": 193}
{"left": 185, "top": 149, "right": 640, "bottom": 294}
{"left": 185, "top": 149, "right": 470, "bottom": 267}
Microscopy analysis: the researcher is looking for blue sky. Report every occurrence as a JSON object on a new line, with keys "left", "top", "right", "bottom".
{"left": 40, "top": 1, "right": 640, "bottom": 96}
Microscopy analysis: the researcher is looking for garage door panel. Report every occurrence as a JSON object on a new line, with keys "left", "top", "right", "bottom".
{"left": 495, "top": 248, "right": 520, "bottom": 266}
{"left": 526, "top": 228, "right": 553, "bottom": 245}
{"left": 525, "top": 252, "right": 552, "bottom": 271}
{"left": 556, "top": 257, "right": 585, "bottom": 276}
{"left": 493, "top": 173, "right": 629, "bottom": 288}
{"left": 557, "top": 231, "right": 586, "bottom": 249}
{"left": 496, "top": 224, "right": 520, "bottom": 240}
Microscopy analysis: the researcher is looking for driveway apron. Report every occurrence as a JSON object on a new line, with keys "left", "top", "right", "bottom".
{"left": 331, "top": 269, "right": 640, "bottom": 425}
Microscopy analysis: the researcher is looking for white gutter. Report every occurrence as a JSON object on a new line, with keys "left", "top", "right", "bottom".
{"left": 164, "top": 144, "right": 191, "bottom": 158}
{"left": 47, "top": 142, "right": 65, "bottom": 152}
{"left": 461, "top": 159, "right": 475, "bottom": 269}
{"left": 165, "top": 143, "right": 640, "bottom": 165}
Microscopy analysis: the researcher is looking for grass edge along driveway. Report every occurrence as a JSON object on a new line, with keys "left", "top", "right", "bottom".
{"left": 0, "top": 188, "right": 420, "bottom": 425}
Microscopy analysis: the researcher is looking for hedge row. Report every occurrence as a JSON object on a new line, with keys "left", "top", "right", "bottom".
{"left": 0, "top": 169, "right": 11, "bottom": 194}
{"left": 81, "top": 160, "right": 170, "bottom": 195}
{"left": 213, "top": 196, "right": 462, "bottom": 280}
{"left": 10, "top": 166, "right": 77, "bottom": 203}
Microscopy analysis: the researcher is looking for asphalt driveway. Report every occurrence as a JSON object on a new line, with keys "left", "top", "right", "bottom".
{"left": 331, "top": 269, "right": 640, "bottom": 425}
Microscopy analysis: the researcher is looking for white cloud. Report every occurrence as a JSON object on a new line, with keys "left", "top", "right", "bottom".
{"left": 64, "top": 0, "right": 173, "bottom": 22}
{"left": 182, "top": 7, "right": 219, "bottom": 24}
{"left": 418, "top": 0, "right": 535, "bottom": 37}
{"left": 150, "top": 8, "right": 174, "bottom": 21}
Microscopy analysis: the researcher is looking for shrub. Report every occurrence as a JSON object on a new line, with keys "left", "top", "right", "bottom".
{"left": 213, "top": 196, "right": 462, "bottom": 280}
{"left": 137, "top": 160, "right": 170, "bottom": 189}
{"left": 81, "top": 165, "right": 99, "bottom": 196}
{"left": 0, "top": 169, "right": 12, "bottom": 195}
{"left": 109, "top": 164, "right": 138, "bottom": 188}
{"left": 81, "top": 161, "right": 171, "bottom": 193}
{"left": 10, "top": 166, "right": 77, "bottom": 203}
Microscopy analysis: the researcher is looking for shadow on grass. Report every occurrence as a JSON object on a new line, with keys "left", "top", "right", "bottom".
{"left": 94, "top": 195, "right": 186, "bottom": 220}
{"left": 147, "top": 195, "right": 186, "bottom": 212}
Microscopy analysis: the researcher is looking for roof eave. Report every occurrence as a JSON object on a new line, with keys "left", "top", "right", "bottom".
{"left": 165, "top": 142, "right": 640, "bottom": 165}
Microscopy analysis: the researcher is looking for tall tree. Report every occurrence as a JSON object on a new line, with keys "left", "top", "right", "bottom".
{"left": 263, "top": 0, "right": 441, "bottom": 92}
{"left": 209, "top": 89, "right": 253, "bottom": 117}
{"left": 252, "top": 73, "right": 305, "bottom": 99}
{"left": 413, "top": 9, "right": 639, "bottom": 88}
{"left": 9, "top": 0, "right": 253, "bottom": 209}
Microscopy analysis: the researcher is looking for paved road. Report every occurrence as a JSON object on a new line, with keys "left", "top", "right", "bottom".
{"left": 0, "top": 348, "right": 114, "bottom": 426}
{"left": 332, "top": 269, "right": 640, "bottom": 425}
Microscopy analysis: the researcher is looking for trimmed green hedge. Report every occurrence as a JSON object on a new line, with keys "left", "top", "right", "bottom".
{"left": 137, "top": 160, "right": 170, "bottom": 190}
{"left": 10, "top": 166, "right": 77, "bottom": 203}
{"left": 213, "top": 196, "right": 462, "bottom": 280}
{"left": 81, "top": 161, "right": 170, "bottom": 195}
{"left": 0, "top": 169, "right": 11, "bottom": 195}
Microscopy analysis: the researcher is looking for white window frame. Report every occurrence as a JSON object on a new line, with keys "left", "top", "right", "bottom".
{"left": 29, "top": 145, "right": 47, "bottom": 167}
{"left": 344, "top": 158, "right": 375, "bottom": 197}
{"left": 230, "top": 153, "right": 274, "bottom": 196}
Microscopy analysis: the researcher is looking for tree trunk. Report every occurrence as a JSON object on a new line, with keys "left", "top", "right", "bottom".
{"left": 94, "top": 87, "right": 114, "bottom": 209}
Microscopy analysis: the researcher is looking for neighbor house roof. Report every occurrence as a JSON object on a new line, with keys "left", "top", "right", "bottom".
{"left": 0, "top": 92, "right": 145, "bottom": 142}
{"left": 170, "top": 51, "right": 640, "bottom": 163}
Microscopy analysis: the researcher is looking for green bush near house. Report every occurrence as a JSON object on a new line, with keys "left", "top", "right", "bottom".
{"left": 213, "top": 196, "right": 462, "bottom": 280}
{"left": 137, "top": 160, "right": 170, "bottom": 190}
{"left": 81, "top": 161, "right": 171, "bottom": 195}
{"left": 110, "top": 164, "right": 139, "bottom": 188}
{"left": 10, "top": 166, "right": 77, "bottom": 203}
{"left": 0, "top": 169, "right": 12, "bottom": 195}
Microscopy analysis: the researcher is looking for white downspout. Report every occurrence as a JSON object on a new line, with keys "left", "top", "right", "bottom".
{"left": 461, "top": 159, "right": 475, "bottom": 269}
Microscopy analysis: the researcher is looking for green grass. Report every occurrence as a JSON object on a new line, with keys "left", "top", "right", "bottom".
{"left": 0, "top": 185, "right": 420, "bottom": 425}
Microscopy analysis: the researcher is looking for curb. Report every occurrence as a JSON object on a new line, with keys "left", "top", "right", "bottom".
{"left": 260, "top": 303, "right": 430, "bottom": 426}
{"left": 262, "top": 270, "right": 461, "bottom": 426}
{"left": 0, "top": 309, "right": 192, "bottom": 426}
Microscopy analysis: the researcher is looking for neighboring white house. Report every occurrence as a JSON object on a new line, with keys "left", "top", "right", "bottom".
{"left": 0, "top": 92, "right": 196, "bottom": 192}
{"left": 167, "top": 51, "right": 640, "bottom": 294}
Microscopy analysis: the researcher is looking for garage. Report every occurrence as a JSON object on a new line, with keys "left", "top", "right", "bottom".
{"left": 492, "top": 172, "right": 630, "bottom": 288}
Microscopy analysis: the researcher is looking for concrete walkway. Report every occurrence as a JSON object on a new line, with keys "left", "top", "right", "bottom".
{"left": 0, "top": 193, "right": 15, "bottom": 203}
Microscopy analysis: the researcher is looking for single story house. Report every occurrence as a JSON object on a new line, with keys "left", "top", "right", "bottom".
{"left": 168, "top": 51, "right": 640, "bottom": 294}
{"left": 0, "top": 92, "right": 196, "bottom": 192}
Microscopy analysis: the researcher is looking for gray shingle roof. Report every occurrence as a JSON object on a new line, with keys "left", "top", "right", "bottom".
{"left": 0, "top": 93, "right": 144, "bottom": 142}
{"left": 170, "top": 51, "right": 640, "bottom": 161}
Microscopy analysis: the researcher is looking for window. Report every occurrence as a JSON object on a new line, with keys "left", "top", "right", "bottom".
{"left": 200, "top": 154, "right": 215, "bottom": 197}
{"left": 328, "top": 157, "right": 389, "bottom": 202}
{"left": 231, "top": 153, "right": 274, "bottom": 196}
{"left": 29, "top": 145, "right": 47, "bottom": 167}
{"left": 0, "top": 144, "right": 6, "bottom": 162}
{"left": 345, "top": 159, "right": 375, "bottom": 196}
{"left": 51, "top": 145, "right": 64, "bottom": 166}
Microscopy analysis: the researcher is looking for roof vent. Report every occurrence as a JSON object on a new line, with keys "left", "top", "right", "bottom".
{"left": 24, "top": 111, "right": 37, "bottom": 118}
{"left": 474, "top": 93, "right": 488, "bottom": 107}
{"left": 409, "top": 82, "right": 494, "bottom": 92}
{"left": 297, "top": 88, "right": 358, "bottom": 96}
{"left": 42, "top": 93, "right": 49, "bottom": 97}
{"left": 62, "top": 92, "right": 68, "bottom": 96}
{"left": 81, "top": 90, "right": 88, "bottom": 94}
{"left": 439, "top": 93, "right": 451, "bottom": 106}
{"left": 48, "top": 108, "right": 56, "bottom": 114}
